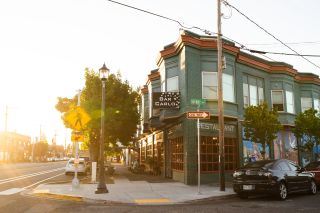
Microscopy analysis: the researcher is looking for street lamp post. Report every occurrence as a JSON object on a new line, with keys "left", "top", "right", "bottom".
{"left": 95, "top": 63, "right": 109, "bottom": 194}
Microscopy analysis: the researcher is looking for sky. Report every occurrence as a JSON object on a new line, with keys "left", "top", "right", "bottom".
{"left": 0, "top": 0, "right": 320, "bottom": 146}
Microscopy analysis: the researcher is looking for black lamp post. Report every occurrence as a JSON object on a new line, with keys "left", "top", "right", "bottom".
{"left": 95, "top": 63, "right": 109, "bottom": 194}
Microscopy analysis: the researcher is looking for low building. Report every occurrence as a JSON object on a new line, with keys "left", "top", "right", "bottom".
{"left": 0, "top": 131, "right": 31, "bottom": 162}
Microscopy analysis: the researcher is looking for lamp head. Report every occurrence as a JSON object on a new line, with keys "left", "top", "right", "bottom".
{"left": 99, "top": 63, "right": 109, "bottom": 80}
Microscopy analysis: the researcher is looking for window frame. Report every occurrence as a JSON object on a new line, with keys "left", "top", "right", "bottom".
{"left": 243, "top": 75, "right": 265, "bottom": 108}
{"left": 166, "top": 76, "right": 179, "bottom": 92}
{"left": 285, "top": 90, "right": 295, "bottom": 114}
{"left": 202, "top": 71, "right": 235, "bottom": 102}
{"left": 271, "top": 90, "right": 285, "bottom": 112}
{"left": 301, "top": 97, "right": 313, "bottom": 112}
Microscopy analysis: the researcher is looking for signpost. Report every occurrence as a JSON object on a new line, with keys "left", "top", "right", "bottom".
{"left": 189, "top": 98, "right": 209, "bottom": 195}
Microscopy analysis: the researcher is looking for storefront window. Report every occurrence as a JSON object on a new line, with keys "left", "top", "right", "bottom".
{"left": 140, "top": 142, "right": 146, "bottom": 163}
{"left": 200, "top": 136, "right": 237, "bottom": 172}
{"left": 171, "top": 137, "right": 184, "bottom": 171}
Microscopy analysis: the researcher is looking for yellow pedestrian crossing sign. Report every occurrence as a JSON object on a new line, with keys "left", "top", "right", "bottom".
{"left": 64, "top": 106, "right": 91, "bottom": 131}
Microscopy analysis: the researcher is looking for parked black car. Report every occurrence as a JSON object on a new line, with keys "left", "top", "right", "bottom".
{"left": 305, "top": 161, "right": 320, "bottom": 187}
{"left": 233, "top": 159, "right": 317, "bottom": 200}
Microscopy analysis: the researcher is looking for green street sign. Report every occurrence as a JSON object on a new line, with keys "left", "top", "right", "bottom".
{"left": 191, "top": 98, "right": 206, "bottom": 106}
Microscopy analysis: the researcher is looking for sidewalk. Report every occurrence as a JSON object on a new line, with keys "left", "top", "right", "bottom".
{"left": 31, "top": 164, "right": 235, "bottom": 205}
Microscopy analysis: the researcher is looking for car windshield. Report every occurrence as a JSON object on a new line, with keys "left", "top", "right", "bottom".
{"left": 243, "top": 160, "right": 274, "bottom": 169}
{"left": 305, "top": 162, "right": 320, "bottom": 169}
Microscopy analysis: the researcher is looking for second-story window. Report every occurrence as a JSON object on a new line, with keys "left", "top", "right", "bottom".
{"left": 202, "top": 71, "right": 234, "bottom": 102}
{"left": 243, "top": 75, "right": 264, "bottom": 107}
{"left": 272, "top": 90, "right": 284, "bottom": 111}
{"left": 286, "top": 91, "right": 295, "bottom": 114}
{"left": 167, "top": 76, "right": 179, "bottom": 92}
{"left": 202, "top": 72, "right": 217, "bottom": 99}
{"left": 301, "top": 97, "right": 312, "bottom": 112}
{"left": 314, "top": 98, "right": 320, "bottom": 111}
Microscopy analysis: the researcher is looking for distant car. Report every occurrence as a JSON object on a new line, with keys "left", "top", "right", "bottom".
{"left": 305, "top": 161, "right": 320, "bottom": 187}
{"left": 233, "top": 159, "right": 317, "bottom": 200}
{"left": 65, "top": 158, "right": 88, "bottom": 175}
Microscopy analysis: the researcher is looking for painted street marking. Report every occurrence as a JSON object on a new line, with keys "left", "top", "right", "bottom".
{"left": 0, "top": 167, "right": 65, "bottom": 185}
{"left": 134, "top": 198, "right": 171, "bottom": 204}
{"left": 0, "top": 188, "right": 25, "bottom": 195}
{"left": 24, "top": 172, "right": 64, "bottom": 189}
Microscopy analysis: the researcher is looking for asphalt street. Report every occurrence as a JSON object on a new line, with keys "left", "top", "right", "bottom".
{"left": 0, "top": 162, "right": 319, "bottom": 213}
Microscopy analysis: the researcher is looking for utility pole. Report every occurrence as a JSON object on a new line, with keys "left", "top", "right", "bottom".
{"left": 72, "top": 89, "right": 81, "bottom": 189}
{"left": 4, "top": 105, "right": 8, "bottom": 162}
{"left": 217, "top": 0, "right": 225, "bottom": 191}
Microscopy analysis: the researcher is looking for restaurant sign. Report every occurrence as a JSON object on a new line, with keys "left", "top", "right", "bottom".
{"left": 152, "top": 92, "right": 180, "bottom": 109}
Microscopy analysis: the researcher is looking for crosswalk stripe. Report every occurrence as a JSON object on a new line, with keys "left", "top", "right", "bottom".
{"left": 0, "top": 188, "right": 25, "bottom": 195}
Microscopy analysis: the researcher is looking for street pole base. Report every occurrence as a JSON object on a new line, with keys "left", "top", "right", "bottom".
{"left": 72, "top": 177, "right": 80, "bottom": 189}
{"left": 95, "top": 187, "right": 108, "bottom": 194}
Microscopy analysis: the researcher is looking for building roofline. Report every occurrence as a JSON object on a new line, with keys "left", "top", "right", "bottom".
{"left": 156, "top": 30, "right": 320, "bottom": 85}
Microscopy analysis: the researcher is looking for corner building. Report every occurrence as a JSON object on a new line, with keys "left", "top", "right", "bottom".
{"left": 137, "top": 30, "right": 320, "bottom": 185}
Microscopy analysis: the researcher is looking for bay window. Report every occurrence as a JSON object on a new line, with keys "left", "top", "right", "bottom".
{"left": 286, "top": 91, "right": 295, "bottom": 113}
{"left": 202, "top": 71, "right": 234, "bottom": 102}
{"left": 314, "top": 98, "right": 320, "bottom": 110}
{"left": 301, "top": 97, "right": 312, "bottom": 112}
{"left": 272, "top": 90, "right": 284, "bottom": 111}
{"left": 167, "top": 76, "right": 179, "bottom": 92}
{"left": 243, "top": 75, "right": 264, "bottom": 107}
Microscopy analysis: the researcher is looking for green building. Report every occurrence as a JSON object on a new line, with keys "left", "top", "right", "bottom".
{"left": 137, "top": 30, "right": 320, "bottom": 185}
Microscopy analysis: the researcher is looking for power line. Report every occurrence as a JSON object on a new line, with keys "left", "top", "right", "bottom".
{"left": 105, "top": 0, "right": 214, "bottom": 36}
{"left": 249, "top": 49, "right": 320, "bottom": 57}
{"left": 222, "top": 0, "right": 320, "bottom": 70}
{"left": 222, "top": 35, "right": 276, "bottom": 61}
{"left": 245, "top": 41, "right": 320, "bottom": 46}
{"left": 105, "top": 0, "right": 318, "bottom": 64}
{"left": 105, "top": 0, "right": 275, "bottom": 62}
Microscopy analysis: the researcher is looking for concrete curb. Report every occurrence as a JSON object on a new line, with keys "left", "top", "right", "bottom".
{"left": 28, "top": 189, "right": 237, "bottom": 206}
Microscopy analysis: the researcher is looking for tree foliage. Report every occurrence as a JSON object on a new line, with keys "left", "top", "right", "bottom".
{"left": 293, "top": 108, "right": 320, "bottom": 153}
{"left": 55, "top": 68, "right": 140, "bottom": 161}
{"left": 243, "top": 103, "right": 282, "bottom": 159}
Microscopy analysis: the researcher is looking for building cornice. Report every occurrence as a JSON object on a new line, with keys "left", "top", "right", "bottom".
{"left": 156, "top": 30, "right": 320, "bottom": 86}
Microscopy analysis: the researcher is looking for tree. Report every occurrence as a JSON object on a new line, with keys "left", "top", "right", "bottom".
{"left": 243, "top": 103, "right": 282, "bottom": 160}
{"left": 293, "top": 108, "right": 320, "bottom": 160}
{"left": 56, "top": 68, "right": 140, "bottom": 162}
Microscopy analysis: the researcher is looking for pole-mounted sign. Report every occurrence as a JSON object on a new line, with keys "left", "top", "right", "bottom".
{"left": 187, "top": 111, "right": 210, "bottom": 119}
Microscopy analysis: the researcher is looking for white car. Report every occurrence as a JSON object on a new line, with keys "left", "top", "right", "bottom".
{"left": 65, "top": 158, "right": 88, "bottom": 175}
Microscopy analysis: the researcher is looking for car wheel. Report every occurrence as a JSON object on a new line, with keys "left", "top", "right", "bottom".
{"left": 238, "top": 192, "right": 248, "bottom": 199}
{"left": 278, "top": 182, "right": 287, "bottom": 200}
{"left": 310, "top": 180, "right": 317, "bottom": 195}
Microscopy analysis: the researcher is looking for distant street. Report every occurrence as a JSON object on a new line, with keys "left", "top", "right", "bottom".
{"left": 0, "top": 161, "right": 71, "bottom": 195}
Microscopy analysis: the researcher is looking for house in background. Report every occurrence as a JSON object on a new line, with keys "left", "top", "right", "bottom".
{"left": 0, "top": 131, "right": 31, "bottom": 162}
